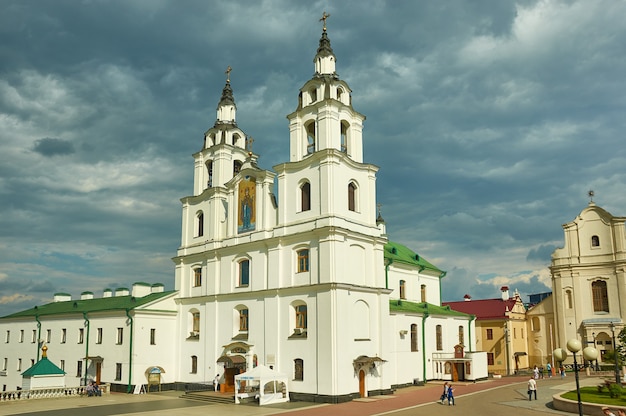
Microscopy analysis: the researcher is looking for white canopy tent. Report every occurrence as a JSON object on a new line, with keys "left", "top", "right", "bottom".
{"left": 234, "top": 365, "right": 289, "bottom": 405}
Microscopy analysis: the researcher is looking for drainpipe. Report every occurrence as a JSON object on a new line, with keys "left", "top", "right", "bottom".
{"left": 438, "top": 271, "right": 447, "bottom": 305}
{"left": 125, "top": 309, "right": 134, "bottom": 393}
{"left": 468, "top": 315, "right": 475, "bottom": 352}
{"left": 83, "top": 312, "right": 90, "bottom": 385}
{"left": 384, "top": 258, "right": 393, "bottom": 289}
{"left": 422, "top": 308, "right": 429, "bottom": 382}
{"left": 35, "top": 314, "right": 41, "bottom": 361}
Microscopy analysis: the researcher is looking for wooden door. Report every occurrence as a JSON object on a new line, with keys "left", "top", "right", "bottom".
{"left": 359, "top": 370, "right": 366, "bottom": 398}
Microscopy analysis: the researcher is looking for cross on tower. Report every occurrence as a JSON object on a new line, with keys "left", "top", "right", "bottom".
{"left": 225, "top": 66, "right": 232, "bottom": 83}
{"left": 245, "top": 136, "right": 254, "bottom": 151}
{"left": 588, "top": 190, "right": 595, "bottom": 202}
{"left": 319, "top": 11, "right": 330, "bottom": 31}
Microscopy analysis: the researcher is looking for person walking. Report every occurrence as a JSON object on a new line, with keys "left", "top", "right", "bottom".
{"left": 214, "top": 374, "right": 221, "bottom": 393}
{"left": 528, "top": 376, "right": 537, "bottom": 400}
{"left": 440, "top": 382, "right": 449, "bottom": 404}
{"left": 447, "top": 383, "right": 455, "bottom": 406}
{"left": 546, "top": 362, "right": 552, "bottom": 378}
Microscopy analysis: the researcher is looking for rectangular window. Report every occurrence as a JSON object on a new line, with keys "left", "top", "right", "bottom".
{"left": 239, "top": 260, "right": 250, "bottom": 286}
{"left": 194, "top": 268, "right": 202, "bottom": 287}
{"left": 76, "top": 361, "right": 82, "bottom": 377}
{"left": 295, "top": 305, "right": 307, "bottom": 329}
{"left": 487, "top": 353, "right": 494, "bottom": 365}
{"left": 30, "top": 359, "right": 34, "bottom": 367}
{"left": 150, "top": 329, "right": 156, "bottom": 345}
{"left": 294, "top": 358, "right": 304, "bottom": 381}
{"left": 116, "top": 328, "right": 123, "bottom": 345}
{"left": 436, "top": 325, "right": 442, "bottom": 351}
{"left": 514, "top": 328, "right": 517, "bottom": 339}
{"left": 239, "top": 309, "right": 249, "bottom": 331}
{"left": 96, "top": 328, "right": 103, "bottom": 344}
{"left": 17, "top": 359, "right": 21, "bottom": 371}
{"left": 46, "top": 329, "right": 51, "bottom": 343}
{"left": 2, "top": 358, "right": 7, "bottom": 371}
{"left": 78, "top": 328, "right": 84, "bottom": 344}
{"left": 115, "top": 363, "right": 122, "bottom": 381}
{"left": 61, "top": 328, "right": 67, "bottom": 344}
{"left": 32, "top": 330, "right": 37, "bottom": 343}
{"left": 192, "top": 313, "right": 200, "bottom": 333}
{"left": 60, "top": 360, "right": 65, "bottom": 371}
{"left": 5, "top": 331, "right": 9, "bottom": 343}
{"left": 486, "top": 328, "right": 493, "bottom": 340}
{"left": 297, "top": 249, "right": 309, "bottom": 273}
{"left": 19, "top": 330, "right": 24, "bottom": 343}
{"left": 191, "top": 356, "right": 198, "bottom": 374}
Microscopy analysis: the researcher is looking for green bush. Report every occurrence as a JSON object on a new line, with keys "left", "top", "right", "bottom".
{"left": 609, "top": 383, "right": 622, "bottom": 399}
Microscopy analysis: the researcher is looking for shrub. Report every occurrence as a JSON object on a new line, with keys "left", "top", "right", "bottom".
{"left": 609, "top": 383, "right": 622, "bottom": 399}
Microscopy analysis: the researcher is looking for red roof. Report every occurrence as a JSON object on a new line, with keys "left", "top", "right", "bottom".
{"left": 443, "top": 298, "right": 517, "bottom": 320}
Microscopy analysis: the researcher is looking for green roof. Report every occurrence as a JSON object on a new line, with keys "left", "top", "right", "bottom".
{"left": 390, "top": 299, "right": 472, "bottom": 318}
{"left": 385, "top": 241, "right": 445, "bottom": 276}
{"left": 22, "top": 357, "right": 65, "bottom": 377}
{"left": 1, "top": 291, "right": 176, "bottom": 319}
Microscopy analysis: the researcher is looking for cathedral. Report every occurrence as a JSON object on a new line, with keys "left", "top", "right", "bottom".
{"left": 171, "top": 17, "right": 485, "bottom": 402}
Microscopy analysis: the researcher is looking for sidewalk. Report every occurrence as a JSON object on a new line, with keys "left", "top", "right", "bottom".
{"left": 0, "top": 375, "right": 604, "bottom": 416}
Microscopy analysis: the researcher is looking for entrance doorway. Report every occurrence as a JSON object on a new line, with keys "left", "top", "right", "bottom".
{"left": 359, "top": 370, "right": 366, "bottom": 397}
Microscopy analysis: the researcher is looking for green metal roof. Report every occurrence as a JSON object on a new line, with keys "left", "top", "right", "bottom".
{"left": 1, "top": 291, "right": 177, "bottom": 319}
{"left": 389, "top": 299, "right": 472, "bottom": 318}
{"left": 385, "top": 241, "right": 444, "bottom": 276}
{"left": 22, "top": 357, "right": 65, "bottom": 377}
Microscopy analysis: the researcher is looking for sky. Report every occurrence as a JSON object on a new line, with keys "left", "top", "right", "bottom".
{"left": 1, "top": 0, "right": 626, "bottom": 317}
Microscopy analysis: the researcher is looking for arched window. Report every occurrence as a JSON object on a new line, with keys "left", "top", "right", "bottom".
{"left": 191, "top": 355, "right": 198, "bottom": 373}
{"left": 239, "top": 259, "right": 250, "bottom": 286}
{"left": 206, "top": 161, "right": 213, "bottom": 188}
{"left": 458, "top": 325, "right": 464, "bottom": 346}
{"left": 532, "top": 317, "right": 540, "bottom": 331}
{"left": 340, "top": 122, "right": 348, "bottom": 153}
{"left": 337, "top": 87, "right": 344, "bottom": 102}
{"left": 295, "top": 304, "right": 307, "bottom": 329}
{"left": 592, "top": 280, "right": 609, "bottom": 312}
{"left": 348, "top": 182, "right": 356, "bottom": 212}
{"left": 301, "top": 182, "right": 311, "bottom": 212}
{"left": 309, "top": 87, "right": 317, "bottom": 103}
{"left": 436, "top": 325, "right": 443, "bottom": 351}
{"left": 239, "top": 308, "right": 249, "bottom": 331}
{"left": 193, "top": 268, "right": 202, "bottom": 287}
{"left": 233, "top": 133, "right": 241, "bottom": 147}
{"left": 297, "top": 249, "right": 309, "bottom": 272}
{"left": 591, "top": 235, "right": 600, "bottom": 247}
{"left": 306, "top": 123, "right": 316, "bottom": 155}
{"left": 410, "top": 323, "right": 418, "bottom": 352}
{"left": 294, "top": 358, "right": 304, "bottom": 381}
{"left": 421, "top": 284, "right": 426, "bottom": 303}
{"left": 197, "top": 212, "right": 204, "bottom": 237}
{"left": 188, "top": 310, "right": 200, "bottom": 338}
{"left": 233, "top": 160, "right": 242, "bottom": 176}
{"left": 399, "top": 280, "right": 406, "bottom": 299}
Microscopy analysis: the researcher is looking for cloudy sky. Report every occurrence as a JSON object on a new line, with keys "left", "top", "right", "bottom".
{"left": 1, "top": 0, "right": 625, "bottom": 317}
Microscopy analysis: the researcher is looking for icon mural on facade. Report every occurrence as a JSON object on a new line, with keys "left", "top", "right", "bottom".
{"left": 238, "top": 177, "right": 256, "bottom": 233}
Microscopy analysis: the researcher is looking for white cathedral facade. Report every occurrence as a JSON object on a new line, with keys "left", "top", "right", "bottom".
{"left": 1, "top": 22, "right": 486, "bottom": 401}
{"left": 171, "top": 24, "right": 485, "bottom": 402}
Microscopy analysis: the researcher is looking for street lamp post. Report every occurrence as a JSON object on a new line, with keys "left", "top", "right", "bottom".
{"left": 592, "top": 332, "right": 599, "bottom": 371}
{"left": 609, "top": 322, "right": 620, "bottom": 384}
{"left": 554, "top": 340, "right": 598, "bottom": 416}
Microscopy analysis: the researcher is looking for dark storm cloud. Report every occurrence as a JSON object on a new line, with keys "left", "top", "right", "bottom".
{"left": 32, "top": 138, "right": 75, "bottom": 156}
{"left": 1, "top": 0, "right": 625, "bottom": 316}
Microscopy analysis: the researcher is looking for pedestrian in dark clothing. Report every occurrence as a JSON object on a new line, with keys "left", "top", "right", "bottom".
{"left": 447, "top": 384, "right": 455, "bottom": 405}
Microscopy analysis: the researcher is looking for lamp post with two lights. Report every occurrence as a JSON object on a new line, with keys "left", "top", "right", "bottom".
{"left": 553, "top": 340, "right": 598, "bottom": 416}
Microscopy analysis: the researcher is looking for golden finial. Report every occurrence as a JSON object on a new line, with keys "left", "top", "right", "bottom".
{"left": 42, "top": 345, "right": 48, "bottom": 358}
{"left": 225, "top": 66, "right": 232, "bottom": 83}
{"left": 320, "top": 11, "right": 330, "bottom": 31}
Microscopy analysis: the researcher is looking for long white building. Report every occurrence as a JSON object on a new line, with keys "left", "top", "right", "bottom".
{"left": 1, "top": 19, "right": 485, "bottom": 401}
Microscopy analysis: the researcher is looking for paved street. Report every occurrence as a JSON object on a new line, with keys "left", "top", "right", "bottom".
{"left": 0, "top": 375, "right": 603, "bottom": 416}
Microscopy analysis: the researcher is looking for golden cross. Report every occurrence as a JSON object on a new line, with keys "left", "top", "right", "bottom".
{"left": 320, "top": 11, "right": 330, "bottom": 31}
{"left": 225, "top": 66, "right": 232, "bottom": 83}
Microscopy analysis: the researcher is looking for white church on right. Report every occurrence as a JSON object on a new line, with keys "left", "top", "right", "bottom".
{"left": 550, "top": 198, "right": 625, "bottom": 361}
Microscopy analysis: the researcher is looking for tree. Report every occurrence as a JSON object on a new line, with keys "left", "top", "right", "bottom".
{"left": 617, "top": 328, "right": 626, "bottom": 366}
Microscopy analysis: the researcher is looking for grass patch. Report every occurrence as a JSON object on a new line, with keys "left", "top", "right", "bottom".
{"left": 561, "top": 387, "right": 626, "bottom": 407}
